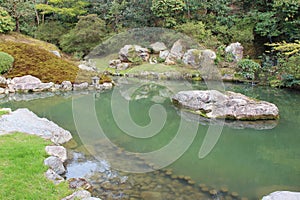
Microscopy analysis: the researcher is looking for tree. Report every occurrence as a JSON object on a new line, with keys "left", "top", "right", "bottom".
{"left": 59, "top": 14, "right": 107, "bottom": 57}
{"left": 36, "top": 0, "right": 88, "bottom": 23}
{"left": 1, "top": 0, "right": 35, "bottom": 32}
{"left": 0, "top": 6, "right": 14, "bottom": 33}
{"left": 151, "top": 0, "right": 185, "bottom": 28}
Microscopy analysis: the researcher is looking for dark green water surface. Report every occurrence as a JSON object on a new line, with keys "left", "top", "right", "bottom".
{"left": 1, "top": 79, "right": 299, "bottom": 199}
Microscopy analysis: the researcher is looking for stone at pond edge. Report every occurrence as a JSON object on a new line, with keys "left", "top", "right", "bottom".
{"left": 0, "top": 108, "right": 72, "bottom": 144}
{"left": 61, "top": 190, "right": 91, "bottom": 200}
{"left": 68, "top": 178, "right": 93, "bottom": 192}
{"left": 165, "top": 40, "right": 185, "bottom": 65}
{"left": 225, "top": 42, "right": 243, "bottom": 62}
{"left": 44, "top": 156, "right": 66, "bottom": 175}
{"left": 141, "top": 191, "right": 163, "bottom": 200}
{"left": 9, "top": 75, "right": 54, "bottom": 92}
{"left": 45, "top": 169, "right": 64, "bottom": 185}
{"left": 172, "top": 90, "right": 279, "bottom": 120}
{"left": 262, "top": 191, "right": 300, "bottom": 200}
{"left": 45, "top": 146, "right": 67, "bottom": 162}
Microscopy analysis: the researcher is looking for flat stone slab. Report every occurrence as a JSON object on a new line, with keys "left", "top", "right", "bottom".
{"left": 262, "top": 191, "right": 300, "bottom": 200}
{"left": 172, "top": 90, "right": 279, "bottom": 120}
{"left": 0, "top": 108, "right": 72, "bottom": 144}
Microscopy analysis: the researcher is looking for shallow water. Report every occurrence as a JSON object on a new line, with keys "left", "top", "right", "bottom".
{"left": 1, "top": 79, "right": 300, "bottom": 199}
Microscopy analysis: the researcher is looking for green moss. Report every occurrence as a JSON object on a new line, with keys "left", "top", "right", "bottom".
{"left": 0, "top": 41, "right": 79, "bottom": 83}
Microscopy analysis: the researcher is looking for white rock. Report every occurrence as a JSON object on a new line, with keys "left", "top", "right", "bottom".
{"left": 62, "top": 190, "right": 91, "bottom": 200}
{"left": 45, "top": 146, "right": 67, "bottom": 162}
{"left": 262, "top": 191, "right": 300, "bottom": 200}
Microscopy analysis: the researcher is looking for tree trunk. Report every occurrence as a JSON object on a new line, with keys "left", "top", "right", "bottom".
{"left": 15, "top": 16, "right": 20, "bottom": 32}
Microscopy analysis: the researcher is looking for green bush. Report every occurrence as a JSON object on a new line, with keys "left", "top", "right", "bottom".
{"left": 0, "top": 51, "right": 14, "bottom": 74}
{"left": 0, "top": 7, "right": 14, "bottom": 33}
{"left": 237, "top": 59, "right": 261, "bottom": 80}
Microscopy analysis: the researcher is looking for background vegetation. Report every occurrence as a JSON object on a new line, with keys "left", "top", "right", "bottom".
{"left": 0, "top": 0, "right": 299, "bottom": 88}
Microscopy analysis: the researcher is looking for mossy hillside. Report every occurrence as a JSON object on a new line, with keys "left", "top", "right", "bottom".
{"left": 0, "top": 41, "right": 79, "bottom": 83}
{"left": 0, "top": 133, "right": 72, "bottom": 199}
{"left": 0, "top": 32, "right": 59, "bottom": 52}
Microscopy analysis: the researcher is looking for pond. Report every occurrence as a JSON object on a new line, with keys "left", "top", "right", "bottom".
{"left": 1, "top": 78, "right": 300, "bottom": 200}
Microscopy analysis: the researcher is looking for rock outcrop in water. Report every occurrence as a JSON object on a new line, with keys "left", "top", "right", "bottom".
{"left": 172, "top": 90, "right": 279, "bottom": 120}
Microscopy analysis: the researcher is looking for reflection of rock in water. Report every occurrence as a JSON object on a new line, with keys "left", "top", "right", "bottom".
{"left": 180, "top": 111, "right": 278, "bottom": 130}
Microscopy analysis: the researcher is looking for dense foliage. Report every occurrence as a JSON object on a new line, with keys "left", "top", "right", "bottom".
{"left": 0, "top": 6, "right": 14, "bottom": 33}
{"left": 0, "top": 0, "right": 299, "bottom": 88}
{"left": 0, "top": 51, "right": 14, "bottom": 74}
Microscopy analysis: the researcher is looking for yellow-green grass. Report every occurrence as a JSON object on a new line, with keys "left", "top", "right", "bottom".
{"left": 93, "top": 55, "right": 200, "bottom": 76}
{"left": 0, "top": 110, "right": 9, "bottom": 117}
{"left": 0, "top": 133, "right": 71, "bottom": 200}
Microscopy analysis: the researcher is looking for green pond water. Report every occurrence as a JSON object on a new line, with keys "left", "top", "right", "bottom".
{"left": 1, "top": 79, "right": 300, "bottom": 199}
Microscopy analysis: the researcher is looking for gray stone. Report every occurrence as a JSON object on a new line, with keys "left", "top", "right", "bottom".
{"left": 201, "top": 49, "right": 217, "bottom": 61}
{"left": 82, "top": 198, "right": 102, "bottom": 200}
{"left": 0, "top": 76, "right": 6, "bottom": 84}
{"left": 225, "top": 42, "right": 243, "bottom": 62}
{"left": 172, "top": 90, "right": 279, "bottom": 120}
{"left": 182, "top": 49, "right": 201, "bottom": 67}
{"left": 165, "top": 40, "right": 185, "bottom": 65}
{"left": 61, "top": 81, "right": 73, "bottom": 91}
{"left": 68, "top": 178, "right": 93, "bottom": 191}
{"left": 150, "top": 42, "right": 167, "bottom": 53}
{"left": 119, "top": 45, "right": 150, "bottom": 62}
{"left": 159, "top": 50, "right": 169, "bottom": 60}
{"left": 50, "top": 50, "right": 61, "bottom": 58}
{"left": 62, "top": 190, "right": 91, "bottom": 200}
{"left": 45, "top": 146, "right": 67, "bottom": 162}
{"left": 45, "top": 169, "right": 65, "bottom": 185}
{"left": 0, "top": 108, "right": 72, "bottom": 144}
{"left": 73, "top": 82, "right": 89, "bottom": 91}
{"left": 102, "top": 82, "right": 113, "bottom": 90}
{"left": 44, "top": 156, "right": 66, "bottom": 175}
{"left": 10, "top": 75, "right": 54, "bottom": 92}
{"left": 262, "top": 191, "right": 300, "bottom": 200}
{"left": 0, "top": 88, "right": 5, "bottom": 94}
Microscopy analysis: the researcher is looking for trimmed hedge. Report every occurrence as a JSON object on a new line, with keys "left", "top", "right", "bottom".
{"left": 0, "top": 51, "right": 14, "bottom": 74}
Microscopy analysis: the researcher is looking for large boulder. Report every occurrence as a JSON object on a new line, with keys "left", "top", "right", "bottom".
{"left": 150, "top": 42, "right": 167, "bottom": 53}
{"left": 119, "top": 45, "right": 150, "bottom": 62}
{"left": 9, "top": 75, "right": 54, "bottom": 92}
{"left": 225, "top": 42, "right": 243, "bottom": 62}
{"left": 262, "top": 191, "right": 300, "bottom": 200}
{"left": 0, "top": 108, "right": 72, "bottom": 144}
{"left": 182, "top": 49, "right": 201, "bottom": 67}
{"left": 172, "top": 90, "right": 279, "bottom": 120}
{"left": 165, "top": 40, "right": 186, "bottom": 65}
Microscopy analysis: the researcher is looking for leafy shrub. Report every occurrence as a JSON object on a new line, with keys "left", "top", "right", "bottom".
{"left": 60, "top": 14, "right": 107, "bottom": 57}
{"left": 237, "top": 59, "right": 261, "bottom": 80}
{"left": 35, "top": 21, "right": 68, "bottom": 46}
{"left": 0, "top": 7, "right": 14, "bottom": 33}
{"left": 0, "top": 51, "right": 14, "bottom": 74}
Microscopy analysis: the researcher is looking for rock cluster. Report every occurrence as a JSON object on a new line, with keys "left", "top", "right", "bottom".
{"left": 0, "top": 75, "right": 113, "bottom": 97}
{"left": 172, "top": 90, "right": 279, "bottom": 120}
{"left": 108, "top": 39, "right": 224, "bottom": 70}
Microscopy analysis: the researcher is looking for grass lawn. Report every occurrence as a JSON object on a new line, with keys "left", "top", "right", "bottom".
{"left": 0, "top": 133, "right": 71, "bottom": 200}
